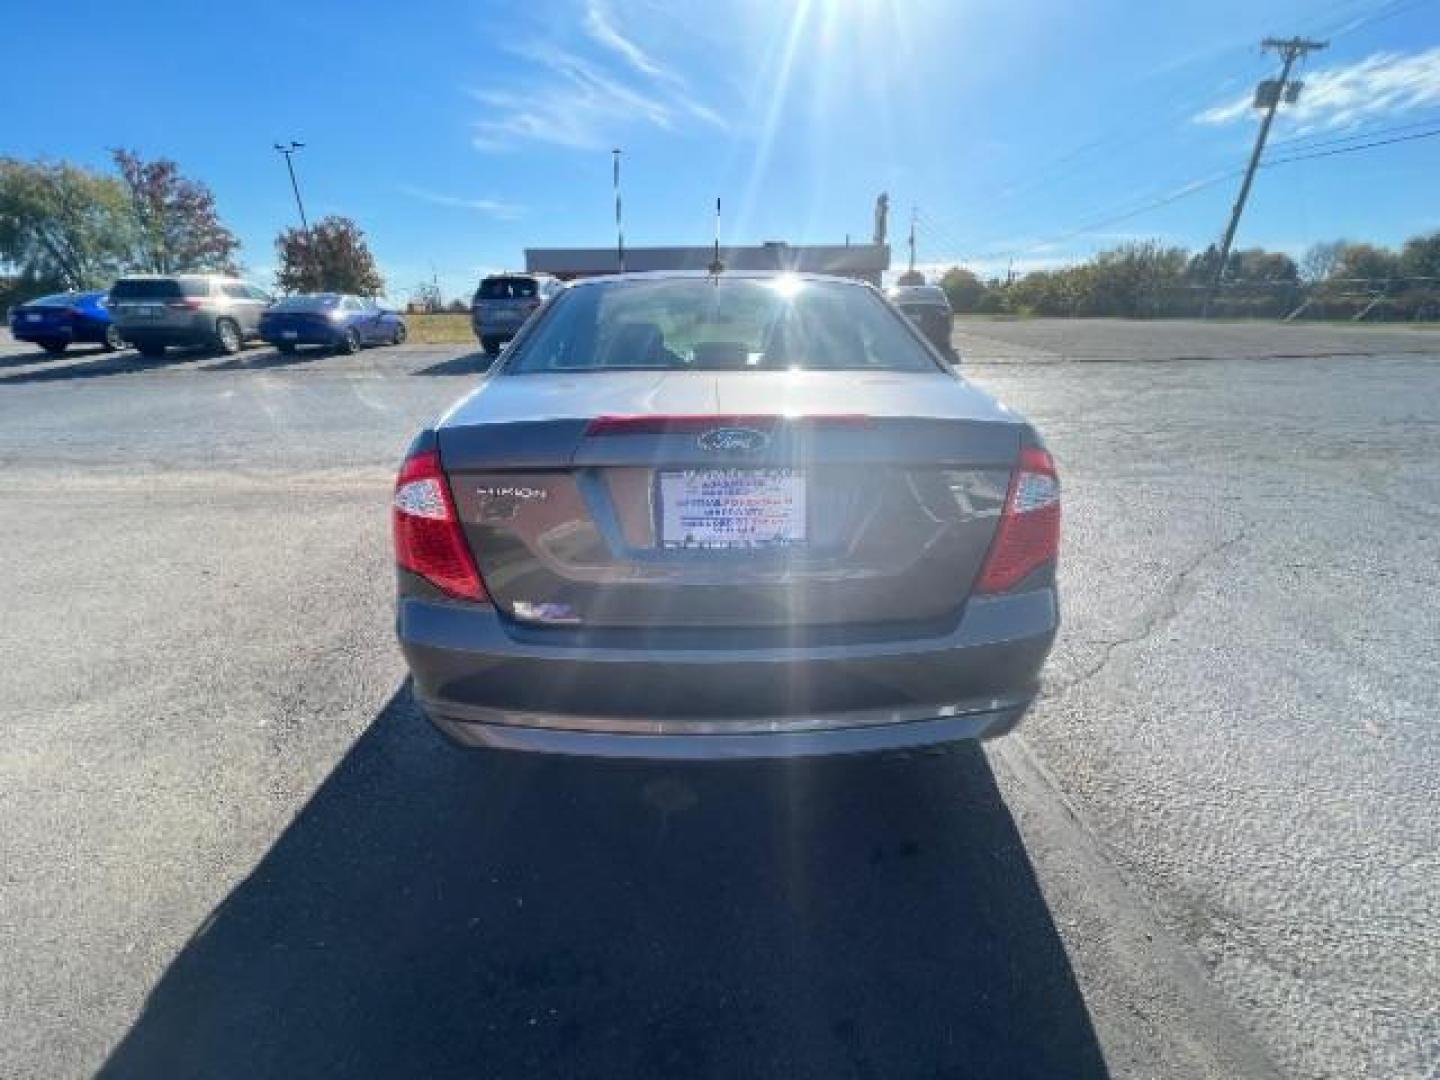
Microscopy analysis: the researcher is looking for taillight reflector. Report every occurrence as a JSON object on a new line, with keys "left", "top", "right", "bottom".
{"left": 975, "top": 445, "right": 1060, "bottom": 594}
{"left": 392, "top": 449, "right": 486, "bottom": 601}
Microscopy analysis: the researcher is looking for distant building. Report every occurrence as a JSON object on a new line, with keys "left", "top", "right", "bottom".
{"left": 525, "top": 241, "right": 891, "bottom": 286}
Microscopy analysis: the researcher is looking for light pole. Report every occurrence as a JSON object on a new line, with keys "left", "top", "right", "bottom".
{"left": 273, "top": 141, "right": 310, "bottom": 232}
{"left": 612, "top": 148, "right": 625, "bottom": 274}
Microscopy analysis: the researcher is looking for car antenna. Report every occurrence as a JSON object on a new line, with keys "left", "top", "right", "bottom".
{"left": 708, "top": 197, "right": 725, "bottom": 279}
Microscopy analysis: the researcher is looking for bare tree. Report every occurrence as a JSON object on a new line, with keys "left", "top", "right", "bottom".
{"left": 1300, "top": 241, "right": 1344, "bottom": 285}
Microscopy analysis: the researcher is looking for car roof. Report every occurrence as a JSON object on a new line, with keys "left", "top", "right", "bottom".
{"left": 112, "top": 273, "right": 244, "bottom": 282}
{"left": 888, "top": 284, "right": 948, "bottom": 300}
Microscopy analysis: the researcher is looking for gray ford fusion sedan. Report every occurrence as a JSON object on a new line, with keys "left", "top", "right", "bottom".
{"left": 395, "top": 272, "right": 1059, "bottom": 759}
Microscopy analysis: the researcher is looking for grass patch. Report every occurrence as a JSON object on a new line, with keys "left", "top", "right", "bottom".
{"left": 403, "top": 311, "right": 476, "bottom": 345}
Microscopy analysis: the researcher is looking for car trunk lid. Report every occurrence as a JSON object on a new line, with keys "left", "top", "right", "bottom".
{"left": 438, "top": 372, "right": 1019, "bottom": 631}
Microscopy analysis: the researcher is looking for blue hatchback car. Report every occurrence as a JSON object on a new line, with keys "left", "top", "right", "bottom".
{"left": 258, "top": 293, "right": 407, "bottom": 354}
{"left": 8, "top": 290, "right": 123, "bottom": 355}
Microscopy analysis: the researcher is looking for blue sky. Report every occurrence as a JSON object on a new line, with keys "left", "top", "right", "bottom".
{"left": 4, "top": 0, "right": 1438, "bottom": 299}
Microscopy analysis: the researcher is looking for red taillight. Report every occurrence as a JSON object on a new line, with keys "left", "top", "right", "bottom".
{"left": 392, "top": 449, "right": 487, "bottom": 601}
{"left": 975, "top": 445, "right": 1060, "bottom": 594}
{"left": 165, "top": 298, "right": 204, "bottom": 310}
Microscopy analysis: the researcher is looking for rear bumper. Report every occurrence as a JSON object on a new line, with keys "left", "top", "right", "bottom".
{"left": 473, "top": 322, "right": 519, "bottom": 344}
{"left": 11, "top": 325, "right": 68, "bottom": 343}
{"left": 11, "top": 320, "right": 107, "bottom": 343}
{"left": 115, "top": 323, "right": 211, "bottom": 346}
{"left": 427, "top": 703, "right": 1028, "bottom": 759}
{"left": 260, "top": 328, "right": 341, "bottom": 347}
{"left": 399, "top": 588, "right": 1057, "bottom": 759}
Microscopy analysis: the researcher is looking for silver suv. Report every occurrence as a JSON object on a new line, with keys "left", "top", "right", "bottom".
{"left": 110, "top": 275, "right": 273, "bottom": 358}
{"left": 471, "top": 273, "right": 564, "bottom": 356}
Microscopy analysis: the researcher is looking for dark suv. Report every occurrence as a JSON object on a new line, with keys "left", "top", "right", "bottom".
{"left": 887, "top": 285, "right": 955, "bottom": 355}
{"left": 471, "top": 273, "right": 564, "bottom": 356}
{"left": 109, "top": 275, "right": 273, "bottom": 358}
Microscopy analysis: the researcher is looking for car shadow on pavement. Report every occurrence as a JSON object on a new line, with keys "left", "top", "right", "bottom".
{"left": 100, "top": 685, "right": 1108, "bottom": 1080}
{"left": 203, "top": 346, "right": 340, "bottom": 371}
{"left": 0, "top": 347, "right": 208, "bottom": 384}
{"left": 412, "top": 350, "right": 497, "bottom": 376}
{"left": 0, "top": 343, "right": 114, "bottom": 369}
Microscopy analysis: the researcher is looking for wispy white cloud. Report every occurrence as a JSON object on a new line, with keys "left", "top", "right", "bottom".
{"left": 1194, "top": 47, "right": 1440, "bottom": 132}
{"left": 583, "top": 0, "right": 672, "bottom": 82}
{"left": 469, "top": 4, "right": 725, "bottom": 152}
{"left": 398, "top": 185, "right": 524, "bottom": 220}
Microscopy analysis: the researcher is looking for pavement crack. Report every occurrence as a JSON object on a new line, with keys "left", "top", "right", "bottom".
{"left": 1050, "top": 521, "right": 1253, "bottom": 697}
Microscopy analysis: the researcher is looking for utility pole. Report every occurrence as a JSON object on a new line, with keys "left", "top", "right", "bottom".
{"left": 1205, "top": 36, "right": 1326, "bottom": 315}
{"left": 908, "top": 206, "right": 917, "bottom": 276}
{"left": 612, "top": 148, "right": 625, "bottom": 274}
{"left": 273, "top": 141, "right": 309, "bottom": 231}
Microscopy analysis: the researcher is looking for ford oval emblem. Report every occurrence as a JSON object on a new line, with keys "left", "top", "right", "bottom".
{"left": 697, "top": 427, "right": 770, "bottom": 453}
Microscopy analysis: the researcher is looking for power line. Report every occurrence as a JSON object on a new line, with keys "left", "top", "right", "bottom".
{"left": 1264, "top": 125, "right": 1440, "bottom": 165}
{"left": 973, "top": 169, "right": 1242, "bottom": 265}
{"left": 913, "top": 2, "right": 1427, "bottom": 272}
{"left": 1325, "top": 0, "right": 1436, "bottom": 38}
{"left": 913, "top": 212, "right": 972, "bottom": 264}
{"left": 911, "top": 34, "right": 1276, "bottom": 247}
{"left": 939, "top": 119, "right": 1438, "bottom": 271}
{"left": 1037, "top": 173, "right": 1240, "bottom": 247}
{"left": 1267, "top": 113, "right": 1440, "bottom": 153}
{"left": 925, "top": 0, "right": 1381, "bottom": 239}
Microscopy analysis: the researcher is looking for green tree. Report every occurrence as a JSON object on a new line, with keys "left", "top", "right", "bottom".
{"left": 1398, "top": 231, "right": 1440, "bottom": 280}
{"left": 939, "top": 266, "right": 987, "bottom": 313}
{"left": 274, "top": 216, "right": 385, "bottom": 296}
{"left": 112, "top": 149, "right": 240, "bottom": 274}
{"left": 1083, "top": 241, "right": 1188, "bottom": 317}
{"left": 0, "top": 157, "right": 135, "bottom": 289}
{"left": 1331, "top": 242, "right": 1399, "bottom": 283}
{"left": 1227, "top": 248, "right": 1298, "bottom": 283}
{"left": 1394, "top": 231, "right": 1440, "bottom": 321}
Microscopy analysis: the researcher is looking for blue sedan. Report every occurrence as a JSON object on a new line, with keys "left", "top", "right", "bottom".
{"left": 258, "top": 293, "right": 408, "bottom": 354}
{"left": 8, "top": 290, "right": 123, "bottom": 355}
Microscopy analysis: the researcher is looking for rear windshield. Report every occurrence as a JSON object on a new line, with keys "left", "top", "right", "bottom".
{"left": 505, "top": 278, "right": 941, "bottom": 374}
{"left": 26, "top": 293, "right": 76, "bottom": 307}
{"left": 477, "top": 277, "right": 539, "bottom": 300}
{"left": 110, "top": 279, "right": 209, "bottom": 300}
{"left": 272, "top": 294, "right": 341, "bottom": 312}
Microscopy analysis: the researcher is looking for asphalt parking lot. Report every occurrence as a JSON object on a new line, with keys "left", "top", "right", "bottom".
{"left": 1, "top": 321, "right": 1435, "bottom": 1079}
